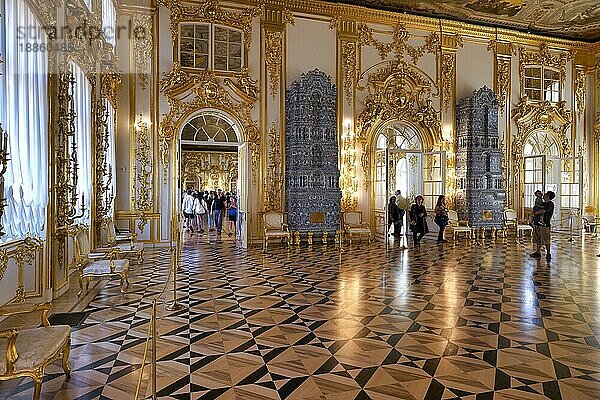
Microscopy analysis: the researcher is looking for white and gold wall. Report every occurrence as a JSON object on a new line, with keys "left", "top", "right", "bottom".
{"left": 110, "top": 0, "right": 600, "bottom": 246}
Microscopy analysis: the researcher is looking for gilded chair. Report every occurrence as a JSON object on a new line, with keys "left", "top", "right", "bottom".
{"left": 447, "top": 210, "right": 472, "bottom": 241}
{"left": 263, "top": 211, "right": 291, "bottom": 252}
{"left": 503, "top": 208, "right": 533, "bottom": 239}
{"left": 73, "top": 225, "right": 130, "bottom": 296}
{"left": 103, "top": 217, "right": 144, "bottom": 265}
{"left": 0, "top": 302, "right": 71, "bottom": 400}
{"left": 343, "top": 211, "right": 372, "bottom": 244}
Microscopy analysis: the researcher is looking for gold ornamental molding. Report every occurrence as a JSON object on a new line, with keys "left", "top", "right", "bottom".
{"left": 357, "top": 23, "right": 440, "bottom": 64}
{"left": 132, "top": 116, "right": 153, "bottom": 232}
{"left": 518, "top": 43, "right": 574, "bottom": 86}
{"left": 100, "top": 72, "right": 123, "bottom": 110}
{"left": 161, "top": 0, "right": 262, "bottom": 56}
{"left": 264, "top": 123, "right": 282, "bottom": 211}
{"left": 159, "top": 66, "right": 260, "bottom": 182}
{"left": 133, "top": 14, "right": 154, "bottom": 91}
{"left": 265, "top": 30, "right": 284, "bottom": 99}
{"left": 511, "top": 99, "right": 573, "bottom": 160}
{"left": 440, "top": 53, "right": 456, "bottom": 113}
{"left": 356, "top": 60, "right": 441, "bottom": 189}
{"left": 574, "top": 68, "right": 587, "bottom": 120}
{"left": 340, "top": 40, "right": 357, "bottom": 106}
{"left": 0, "top": 237, "right": 43, "bottom": 302}
{"left": 487, "top": 40, "right": 517, "bottom": 113}
{"left": 594, "top": 113, "right": 600, "bottom": 141}
{"left": 224, "top": 67, "right": 259, "bottom": 102}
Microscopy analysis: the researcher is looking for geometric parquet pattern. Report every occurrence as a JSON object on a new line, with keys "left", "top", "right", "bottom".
{"left": 1, "top": 233, "right": 600, "bottom": 399}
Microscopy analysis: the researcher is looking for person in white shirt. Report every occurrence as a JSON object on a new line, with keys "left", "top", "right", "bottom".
{"left": 182, "top": 189, "right": 196, "bottom": 233}
{"left": 193, "top": 191, "right": 208, "bottom": 233}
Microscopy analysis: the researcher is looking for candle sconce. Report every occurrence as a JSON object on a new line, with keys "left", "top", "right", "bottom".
{"left": 56, "top": 63, "right": 82, "bottom": 229}
{"left": 95, "top": 100, "right": 114, "bottom": 222}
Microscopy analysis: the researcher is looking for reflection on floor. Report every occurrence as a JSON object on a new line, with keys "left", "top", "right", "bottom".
{"left": 1, "top": 233, "right": 600, "bottom": 399}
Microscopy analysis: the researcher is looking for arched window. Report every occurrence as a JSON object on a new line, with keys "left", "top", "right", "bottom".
{"left": 376, "top": 123, "right": 421, "bottom": 151}
{"left": 181, "top": 112, "right": 239, "bottom": 143}
{"left": 524, "top": 131, "right": 559, "bottom": 156}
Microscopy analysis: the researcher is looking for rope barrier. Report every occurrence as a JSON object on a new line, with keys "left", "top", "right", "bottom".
{"left": 134, "top": 248, "right": 176, "bottom": 400}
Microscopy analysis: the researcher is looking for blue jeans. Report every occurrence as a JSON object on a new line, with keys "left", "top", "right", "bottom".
{"left": 213, "top": 210, "right": 223, "bottom": 233}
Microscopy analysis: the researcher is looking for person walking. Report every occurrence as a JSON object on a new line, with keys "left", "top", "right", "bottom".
{"left": 205, "top": 191, "right": 215, "bottom": 231}
{"left": 530, "top": 191, "right": 555, "bottom": 261}
{"left": 434, "top": 195, "right": 449, "bottom": 243}
{"left": 182, "top": 189, "right": 196, "bottom": 233}
{"left": 409, "top": 195, "right": 429, "bottom": 247}
{"left": 227, "top": 195, "right": 237, "bottom": 237}
{"left": 194, "top": 191, "right": 208, "bottom": 233}
{"left": 213, "top": 189, "right": 226, "bottom": 235}
{"left": 388, "top": 196, "right": 403, "bottom": 238}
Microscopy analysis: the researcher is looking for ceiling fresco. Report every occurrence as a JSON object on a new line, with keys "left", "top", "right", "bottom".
{"left": 326, "top": 0, "right": 600, "bottom": 41}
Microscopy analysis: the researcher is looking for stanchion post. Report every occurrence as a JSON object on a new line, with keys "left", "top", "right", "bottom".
{"left": 166, "top": 242, "right": 186, "bottom": 311}
{"left": 151, "top": 299, "right": 157, "bottom": 400}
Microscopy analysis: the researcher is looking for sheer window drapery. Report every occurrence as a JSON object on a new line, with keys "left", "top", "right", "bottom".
{"left": 1, "top": 0, "right": 48, "bottom": 241}
{"left": 102, "top": 0, "right": 116, "bottom": 48}
{"left": 72, "top": 62, "right": 92, "bottom": 223}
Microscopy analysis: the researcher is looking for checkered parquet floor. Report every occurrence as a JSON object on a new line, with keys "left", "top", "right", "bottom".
{"left": 1, "top": 233, "right": 600, "bottom": 399}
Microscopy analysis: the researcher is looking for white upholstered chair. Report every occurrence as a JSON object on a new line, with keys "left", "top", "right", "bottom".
{"left": 0, "top": 302, "right": 71, "bottom": 400}
{"left": 103, "top": 218, "right": 144, "bottom": 265}
{"left": 503, "top": 208, "right": 533, "bottom": 239}
{"left": 73, "top": 225, "right": 130, "bottom": 296}
{"left": 447, "top": 210, "right": 472, "bottom": 241}
{"left": 263, "top": 211, "right": 291, "bottom": 252}
{"left": 343, "top": 211, "right": 372, "bottom": 244}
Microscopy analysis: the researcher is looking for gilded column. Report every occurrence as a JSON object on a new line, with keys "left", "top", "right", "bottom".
{"left": 261, "top": 7, "right": 292, "bottom": 213}
{"left": 573, "top": 52, "right": 594, "bottom": 210}
{"left": 488, "top": 39, "right": 515, "bottom": 208}
{"left": 336, "top": 19, "right": 359, "bottom": 212}
{"left": 439, "top": 32, "right": 463, "bottom": 207}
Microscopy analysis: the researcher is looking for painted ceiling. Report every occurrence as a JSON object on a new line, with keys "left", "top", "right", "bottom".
{"left": 326, "top": 0, "right": 600, "bottom": 41}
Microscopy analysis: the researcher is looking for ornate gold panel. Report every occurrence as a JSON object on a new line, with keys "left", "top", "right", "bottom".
{"left": 181, "top": 151, "right": 237, "bottom": 191}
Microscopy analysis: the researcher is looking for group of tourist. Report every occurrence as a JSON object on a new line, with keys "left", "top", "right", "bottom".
{"left": 388, "top": 189, "right": 556, "bottom": 261}
{"left": 182, "top": 189, "right": 237, "bottom": 237}
{"left": 388, "top": 191, "right": 449, "bottom": 247}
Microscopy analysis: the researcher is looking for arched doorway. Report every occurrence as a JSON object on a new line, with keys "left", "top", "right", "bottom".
{"left": 372, "top": 121, "right": 445, "bottom": 239}
{"left": 178, "top": 109, "right": 249, "bottom": 247}
{"left": 522, "top": 130, "right": 582, "bottom": 228}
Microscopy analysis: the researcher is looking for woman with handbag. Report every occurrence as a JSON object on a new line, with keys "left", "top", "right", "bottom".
{"left": 434, "top": 195, "right": 449, "bottom": 243}
{"left": 409, "top": 195, "right": 429, "bottom": 247}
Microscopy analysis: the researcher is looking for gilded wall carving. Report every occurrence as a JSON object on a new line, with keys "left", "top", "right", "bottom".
{"left": 518, "top": 43, "right": 573, "bottom": 86}
{"left": 594, "top": 113, "right": 600, "bottom": 141}
{"left": 512, "top": 99, "right": 573, "bottom": 160}
{"left": 0, "top": 237, "right": 43, "bottom": 302}
{"left": 161, "top": 0, "right": 261, "bottom": 56}
{"left": 132, "top": 117, "right": 153, "bottom": 232}
{"left": 264, "top": 123, "right": 282, "bottom": 211}
{"left": 182, "top": 151, "right": 238, "bottom": 191}
{"left": 265, "top": 30, "right": 283, "bottom": 99}
{"left": 341, "top": 40, "right": 357, "bottom": 106}
{"left": 159, "top": 68, "right": 260, "bottom": 183}
{"left": 357, "top": 23, "right": 439, "bottom": 64}
{"left": 574, "top": 68, "right": 587, "bottom": 119}
{"left": 356, "top": 60, "right": 441, "bottom": 189}
{"left": 133, "top": 14, "right": 154, "bottom": 91}
{"left": 441, "top": 53, "right": 455, "bottom": 112}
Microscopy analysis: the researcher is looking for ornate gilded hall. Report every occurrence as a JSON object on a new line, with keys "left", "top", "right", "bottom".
{"left": 0, "top": 0, "right": 600, "bottom": 399}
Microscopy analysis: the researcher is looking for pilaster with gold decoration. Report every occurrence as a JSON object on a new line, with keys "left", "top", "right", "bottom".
{"left": 261, "top": 5, "right": 292, "bottom": 213}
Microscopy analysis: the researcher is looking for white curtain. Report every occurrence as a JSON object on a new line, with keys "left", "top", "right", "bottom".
{"left": 72, "top": 63, "right": 92, "bottom": 223}
{"left": 102, "top": 0, "right": 117, "bottom": 48}
{"left": 105, "top": 100, "right": 116, "bottom": 215}
{"left": 1, "top": 0, "right": 48, "bottom": 241}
